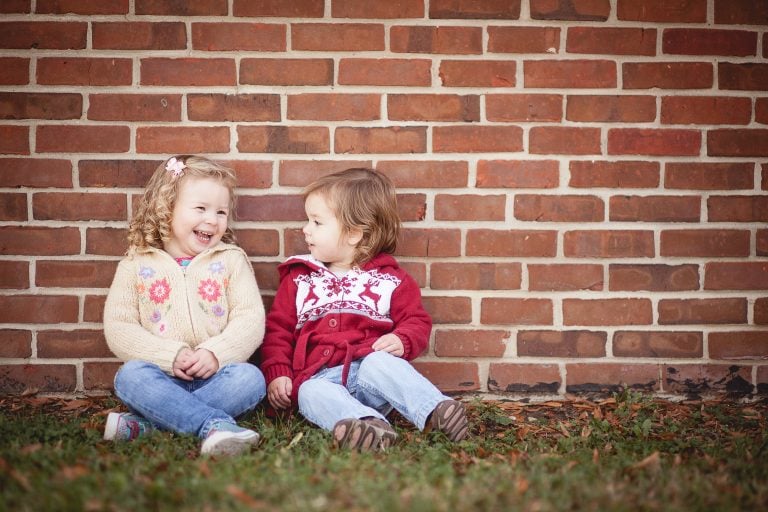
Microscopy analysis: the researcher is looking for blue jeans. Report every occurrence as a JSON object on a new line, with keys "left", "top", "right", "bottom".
{"left": 113, "top": 360, "right": 266, "bottom": 438}
{"left": 297, "top": 351, "right": 449, "bottom": 431}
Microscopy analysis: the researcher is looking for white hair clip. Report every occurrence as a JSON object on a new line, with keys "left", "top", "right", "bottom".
{"left": 165, "top": 157, "right": 186, "bottom": 177}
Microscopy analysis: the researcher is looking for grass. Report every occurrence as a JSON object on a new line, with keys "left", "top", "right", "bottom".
{"left": 1, "top": 390, "right": 766, "bottom": 511}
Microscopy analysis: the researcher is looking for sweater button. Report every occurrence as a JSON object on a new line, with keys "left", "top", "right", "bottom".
{"left": 329, "top": 318, "right": 337, "bottom": 328}
{"left": 323, "top": 349, "right": 330, "bottom": 356}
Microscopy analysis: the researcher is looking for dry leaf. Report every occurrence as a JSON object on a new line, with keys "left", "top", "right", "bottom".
{"left": 630, "top": 451, "right": 660, "bottom": 471}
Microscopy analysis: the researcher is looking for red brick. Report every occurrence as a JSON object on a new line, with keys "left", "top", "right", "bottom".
{"left": 486, "top": 94, "right": 562, "bottom": 122}
{"left": 0, "top": 364, "right": 76, "bottom": 394}
{"left": 412, "top": 361, "right": 479, "bottom": 393}
{"left": 431, "top": 262, "right": 521, "bottom": 290}
{"left": 36, "top": 261, "right": 117, "bottom": 288}
{"left": 614, "top": 331, "right": 702, "bottom": 358}
{"left": 467, "top": 229, "right": 557, "bottom": 257}
{"left": 83, "top": 362, "right": 122, "bottom": 391}
{"left": 193, "top": 22, "right": 285, "bottom": 51}
{"left": 488, "top": 363, "right": 561, "bottom": 394}
{"left": 0, "top": 261, "right": 28, "bottom": 289}
{"left": 0, "top": 21, "right": 86, "bottom": 49}
{"left": 563, "top": 298, "right": 652, "bottom": 326}
{"left": 566, "top": 363, "right": 659, "bottom": 393}
{"left": 757, "top": 98, "right": 768, "bottom": 124}
{"left": 658, "top": 298, "right": 747, "bottom": 324}
{"left": 37, "top": 330, "right": 113, "bottom": 358}
{"left": 708, "top": 129, "right": 768, "bottom": 157}
{"left": 569, "top": 160, "right": 659, "bottom": 188}
{"left": 333, "top": 0, "right": 423, "bottom": 17}
{"left": 0, "top": 92, "right": 81, "bottom": 120}
{"left": 434, "top": 126, "right": 522, "bottom": 153}
{"left": 137, "top": 0, "right": 227, "bottom": 15}
{"left": 660, "top": 230, "right": 750, "bottom": 257}
{"left": 763, "top": 164, "right": 768, "bottom": 190}
{"left": 0, "top": 57, "right": 29, "bottom": 85}
{"left": 0, "top": 330, "right": 31, "bottom": 358}
{"left": 617, "top": 0, "right": 706, "bottom": 22}
{"left": 0, "top": 0, "right": 29, "bottom": 13}
{"left": 238, "top": 126, "right": 330, "bottom": 154}
{"left": 233, "top": 0, "right": 323, "bottom": 17}
{"left": 141, "top": 58, "right": 235, "bottom": 86}
{"left": 435, "top": 194, "right": 505, "bottom": 221}
{"left": 609, "top": 195, "right": 700, "bottom": 222}
{"left": 709, "top": 332, "right": 768, "bottom": 360}
{"left": 236, "top": 195, "right": 305, "bottom": 222}
{"left": 567, "top": 95, "right": 656, "bottom": 123}
{"left": 477, "top": 160, "right": 559, "bottom": 188}
{"left": 755, "top": 298, "right": 768, "bottom": 324}
{"left": 0, "top": 193, "right": 26, "bottom": 221}
{"left": 137, "top": 126, "right": 229, "bottom": 154}
{"left": 391, "top": 26, "right": 482, "bottom": 54}
{"left": 376, "top": 161, "right": 468, "bottom": 188}
{"left": 663, "top": 29, "right": 757, "bottom": 57}
{"left": 481, "top": 298, "right": 553, "bottom": 325}
{"left": 86, "top": 227, "right": 128, "bottom": 256}
{"left": 439, "top": 60, "right": 516, "bottom": 87}
{"left": 0, "top": 126, "right": 28, "bottom": 155}
{"left": 665, "top": 162, "right": 754, "bottom": 190}
{"left": 88, "top": 94, "right": 181, "bottom": 122}
{"left": 37, "top": 125, "right": 129, "bottom": 153}
{"left": 430, "top": 0, "right": 521, "bottom": 19}
{"left": 221, "top": 160, "right": 273, "bottom": 189}
{"left": 434, "top": 329, "right": 508, "bottom": 357}
{"left": 664, "top": 364, "right": 752, "bottom": 394}
{"left": 241, "top": 58, "right": 332, "bottom": 86}
{"left": 707, "top": 195, "right": 768, "bottom": 222}
{"left": 287, "top": 94, "right": 379, "bottom": 121}
{"left": 389, "top": 94, "right": 479, "bottom": 122}
{"left": 422, "top": 296, "right": 472, "bottom": 324}
{"left": 339, "top": 58, "right": 431, "bottom": 86}
{"left": 292, "top": 23, "right": 384, "bottom": 52}
{"left": 397, "top": 229, "right": 461, "bottom": 257}
{"left": 608, "top": 128, "right": 701, "bottom": 156}
{"left": 37, "top": 58, "right": 132, "bottom": 86}
{"left": 79, "top": 159, "right": 156, "bottom": 188}
{"left": 34, "top": 192, "right": 126, "bottom": 221}
{"left": 83, "top": 295, "right": 106, "bottom": 323}
{"left": 564, "top": 230, "right": 654, "bottom": 258}
{"left": 715, "top": 0, "right": 768, "bottom": 24}
{"left": 278, "top": 160, "right": 371, "bottom": 187}
{"left": 0, "top": 226, "right": 80, "bottom": 255}
{"left": 705, "top": 262, "right": 768, "bottom": 290}
{"left": 528, "top": 264, "right": 603, "bottom": 291}
{"left": 487, "top": 26, "right": 560, "bottom": 53}
{"left": 519, "top": 330, "right": 606, "bottom": 357}
{"left": 188, "top": 94, "right": 280, "bottom": 122}
{"left": 396, "top": 193, "right": 428, "bottom": 222}
{"left": 234, "top": 229, "right": 280, "bottom": 257}
{"left": 568, "top": 27, "right": 656, "bottom": 56}
{"left": 0, "top": 295, "right": 79, "bottom": 323}
{"left": 515, "top": 194, "right": 603, "bottom": 222}
{"left": 530, "top": 0, "right": 610, "bottom": 20}
{"left": 661, "top": 96, "right": 751, "bottom": 125}
{"left": 335, "top": 127, "right": 426, "bottom": 154}
{"left": 525, "top": 60, "right": 616, "bottom": 88}
{"left": 623, "top": 62, "right": 713, "bottom": 89}
{"left": 529, "top": 126, "right": 601, "bottom": 155}
{"left": 93, "top": 22, "right": 186, "bottom": 50}
{"left": 719, "top": 63, "right": 768, "bottom": 91}
{"left": 609, "top": 264, "right": 699, "bottom": 291}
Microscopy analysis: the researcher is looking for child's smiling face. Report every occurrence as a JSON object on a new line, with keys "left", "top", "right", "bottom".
{"left": 302, "top": 192, "right": 361, "bottom": 272}
{"left": 164, "top": 177, "right": 230, "bottom": 259}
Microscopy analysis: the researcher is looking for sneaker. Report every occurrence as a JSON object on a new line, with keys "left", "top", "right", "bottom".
{"left": 200, "top": 421, "right": 260, "bottom": 456}
{"left": 332, "top": 417, "right": 397, "bottom": 452}
{"left": 103, "top": 412, "right": 154, "bottom": 441}
{"left": 424, "top": 400, "right": 469, "bottom": 442}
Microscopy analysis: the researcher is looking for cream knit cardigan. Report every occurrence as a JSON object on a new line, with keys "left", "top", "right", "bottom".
{"left": 104, "top": 243, "right": 265, "bottom": 374}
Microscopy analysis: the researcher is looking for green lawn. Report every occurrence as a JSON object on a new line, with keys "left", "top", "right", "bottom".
{"left": 1, "top": 390, "right": 766, "bottom": 511}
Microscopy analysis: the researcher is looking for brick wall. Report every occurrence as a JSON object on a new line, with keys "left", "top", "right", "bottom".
{"left": 0, "top": 0, "right": 766, "bottom": 398}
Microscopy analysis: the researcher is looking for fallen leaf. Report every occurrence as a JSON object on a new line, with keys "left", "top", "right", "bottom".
{"left": 630, "top": 451, "right": 660, "bottom": 471}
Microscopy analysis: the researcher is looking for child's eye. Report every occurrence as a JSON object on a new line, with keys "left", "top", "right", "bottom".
{"left": 196, "top": 206, "right": 205, "bottom": 212}
{"left": 217, "top": 210, "right": 227, "bottom": 216}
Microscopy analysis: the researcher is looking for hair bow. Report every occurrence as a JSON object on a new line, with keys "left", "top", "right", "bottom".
{"left": 165, "top": 157, "right": 186, "bottom": 177}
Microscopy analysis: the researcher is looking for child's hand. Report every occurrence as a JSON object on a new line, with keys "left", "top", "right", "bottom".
{"left": 172, "top": 347, "right": 195, "bottom": 381}
{"left": 268, "top": 376, "right": 293, "bottom": 410}
{"left": 183, "top": 348, "right": 220, "bottom": 380}
{"left": 372, "top": 333, "right": 404, "bottom": 357}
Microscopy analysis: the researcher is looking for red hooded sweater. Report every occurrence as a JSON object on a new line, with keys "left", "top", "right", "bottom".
{"left": 260, "top": 253, "right": 432, "bottom": 403}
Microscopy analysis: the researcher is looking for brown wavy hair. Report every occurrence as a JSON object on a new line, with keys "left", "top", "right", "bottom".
{"left": 127, "top": 155, "right": 238, "bottom": 251}
{"left": 303, "top": 168, "right": 400, "bottom": 266}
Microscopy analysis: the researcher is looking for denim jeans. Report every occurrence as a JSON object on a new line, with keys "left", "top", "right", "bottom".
{"left": 113, "top": 359, "right": 266, "bottom": 438}
{"left": 297, "top": 351, "right": 448, "bottom": 431}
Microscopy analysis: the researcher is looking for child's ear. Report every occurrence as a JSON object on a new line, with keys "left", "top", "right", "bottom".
{"left": 346, "top": 228, "right": 363, "bottom": 246}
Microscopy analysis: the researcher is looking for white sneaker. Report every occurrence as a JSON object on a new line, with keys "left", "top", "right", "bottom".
{"left": 103, "top": 412, "right": 154, "bottom": 441}
{"left": 200, "top": 421, "right": 260, "bottom": 456}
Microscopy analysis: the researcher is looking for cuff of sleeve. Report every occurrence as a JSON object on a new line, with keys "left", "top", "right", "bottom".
{"left": 264, "top": 364, "right": 293, "bottom": 384}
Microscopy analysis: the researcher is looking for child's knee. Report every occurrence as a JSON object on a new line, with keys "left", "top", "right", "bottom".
{"left": 360, "top": 350, "right": 396, "bottom": 375}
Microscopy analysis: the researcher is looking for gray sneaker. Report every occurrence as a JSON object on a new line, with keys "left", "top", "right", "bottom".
{"left": 103, "top": 412, "right": 154, "bottom": 441}
{"left": 200, "top": 421, "right": 260, "bottom": 456}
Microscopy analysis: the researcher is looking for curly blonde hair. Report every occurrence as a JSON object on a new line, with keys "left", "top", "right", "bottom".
{"left": 303, "top": 168, "right": 400, "bottom": 266}
{"left": 128, "top": 155, "right": 238, "bottom": 251}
